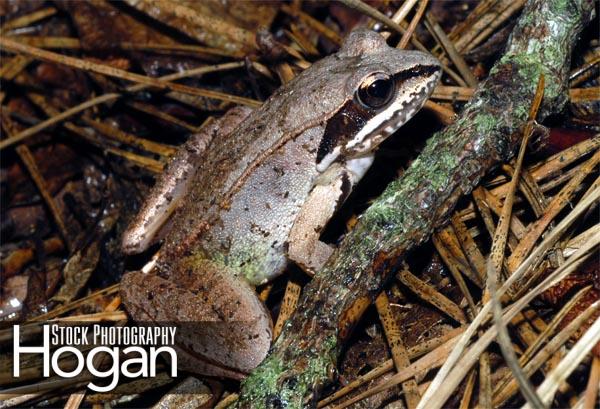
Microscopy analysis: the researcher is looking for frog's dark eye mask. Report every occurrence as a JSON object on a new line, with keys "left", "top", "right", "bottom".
{"left": 316, "top": 64, "right": 441, "bottom": 172}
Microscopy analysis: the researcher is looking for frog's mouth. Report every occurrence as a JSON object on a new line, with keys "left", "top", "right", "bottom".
{"left": 316, "top": 65, "right": 441, "bottom": 174}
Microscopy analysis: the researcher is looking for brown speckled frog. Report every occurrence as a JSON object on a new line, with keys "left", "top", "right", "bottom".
{"left": 120, "top": 29, "right": 441, "bottom": 379}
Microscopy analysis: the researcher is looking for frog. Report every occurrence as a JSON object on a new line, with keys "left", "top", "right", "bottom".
{"left": 120, "top": 29, "right": 441, "bottom": 380}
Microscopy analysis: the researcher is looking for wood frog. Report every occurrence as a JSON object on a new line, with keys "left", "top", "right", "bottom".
{"left": 120, "top": 29, "right": 441, "bottom": 379}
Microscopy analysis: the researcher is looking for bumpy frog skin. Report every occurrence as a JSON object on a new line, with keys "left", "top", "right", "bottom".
{"left": 120, "top": 29, "right": 441, "bottom": 379}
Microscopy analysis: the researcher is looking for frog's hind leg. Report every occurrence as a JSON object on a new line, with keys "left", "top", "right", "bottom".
{"left": 122, "top": 107, "right": 253, "bottom": 254}
{"left": 120, "top": 256, "right": 272, "bottom": 379}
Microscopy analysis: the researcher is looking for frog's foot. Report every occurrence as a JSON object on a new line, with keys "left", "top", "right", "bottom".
{"left": 120, "top": 257, "right": 272, "bottom": 379}
{"left": 122, "top": 107, "right": 253, "bottom": 254}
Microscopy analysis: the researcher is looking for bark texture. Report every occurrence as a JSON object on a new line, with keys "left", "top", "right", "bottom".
{"left": 236, "top": 0, "right": 596, "bottom": 407}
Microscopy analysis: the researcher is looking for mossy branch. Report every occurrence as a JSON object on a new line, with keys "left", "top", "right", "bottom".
{"left": 236, "top": 0, "right": 595, "bottom": 407}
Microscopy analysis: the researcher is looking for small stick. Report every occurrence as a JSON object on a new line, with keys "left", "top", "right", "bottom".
{"left": 478, "top": 351, "right": 492, "bottom": 408}
{"left": 502, "top": 164, "right": 547, "bottom": 217}
{"left": 11, "top": 141, "right": 73, "bottom": 252}
{"left": 0, "top": 37, "right": 260, "bottom": 109}
{"left": 337, "top": 0, "right": 408, "bottom": 37}
{"left": 125, "top": 100, "right": 200, "bottom": 133}
{"left": 423, "top": 100, "right": 456, "bottom": 125}
{"left": 424, "top": 14, "right": 477, "bottom": 87}
{"left": 391, "top": 0, "right": 420, "bottom": 26}
{"left": 481, "top": 187, "right": 528, "bottom": 240}
{"left": 5, "top": 35, "right": 242, "bottom": 57}
{"left": 434, "top": 227, "right": 483, "bottom": 291}
{"left": 0, "top": 54, "right": 32, "bottom": 79}
{"left": 431, "top": 86, "right": 599, "bottom": 103}
{"left": 82, "top": 117, "right": 176, "bottom": 158}
{"left": 280, "top": 4, "right": 342, "bottom": 45}
{"left": 459, "top": 370, "right": 476, "bottom": 409}
{"left": 485, "top": 75, "right": 545, "bottom": 409}
{"left": 397, "top": 269, "right": 467, "bottom": 324}
{"left": 331, "top": 334, "right": 460, "bottom": 409}
{"left": 27, "top": 284, "right": 120, "bottom": 323}
{"left": 583, "top": 356, "right": 600, "bottom": 409}
{"left": 0, "top": 7, "right": 56, "bottom": 34}
{"left": 380, "top": 0, "right": 419, "bottom": 40}
{"left": 507, "top": 152, "right": 600, "bottom": 273}
{"left": 397, "top": 0, "right": 429, "bottom": 50}
{"left": 570, "top": 86, "right": 600, "bottom": 102}
{"left": 0, "top": 61, "right": 247, "bottom": 150}
{"left": 375, "top": 292, "right": 421, "bottom": 408}
{"left": 450, "top": 214, "right": 486, "bottom": 280}
{"left": 105, "top": 147, "right": 164, "bottom": 174}
{"left": 273, "top": 280, "right": 302, "bottom": 339}
{"left": 317, "top": 326, "right": 465, "bottom": 407}
{"left": 570, "top": 56, "right": 600, "bottom": 86}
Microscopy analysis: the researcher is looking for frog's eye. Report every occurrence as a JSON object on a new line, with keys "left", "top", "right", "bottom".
{"left": 356, "top": 73, "right": 395, "bottom": 109}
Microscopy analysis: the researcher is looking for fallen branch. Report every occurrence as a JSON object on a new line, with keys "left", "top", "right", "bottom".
{"left": 236, "top": 0, "right": 595, "bottom": 407}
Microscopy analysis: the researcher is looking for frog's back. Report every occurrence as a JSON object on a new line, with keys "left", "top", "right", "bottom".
{"left": 159, "top": 56, "right": 354, "bottom": 283}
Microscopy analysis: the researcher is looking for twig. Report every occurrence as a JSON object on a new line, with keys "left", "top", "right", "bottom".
{"left": 421, "top": 188, "right": 599, "bottom": 409}
{"left": 375, "top": 292, "right": 421, "bottom": 408}
{"left": 492, "top": 285, "right": 594, "bottom": 406}
{"left": 336, "top": 0, "right": 409, "bottom": 37}
{"left": 1, "top": 115, "right": 73, "bottom": 252}
{"left": 397, "top": 269, "right": 467, "bottom": 324}
{"left": 280, "top": 4, "right": 342, "bottom": 45}
{"left": 523, "top": 312, "right": 600, "bottom": 408}
{"left": 397, "top": 0, "right": 429, "bottom": 50}
{"left": 331, "top": 335, "right": 460, "bottom": 408}
{"left": 507, "top": 152, "right": 599, "bottom": 275}
{"left": 0, "top": 61, "right": 246, "bottom": 150}
{"left": 570, "top": 56, "right": 600, "bottom": 86}
{"left": 388, "top": 0, "right": 419, "bottom": 34}
{"left": 0, "top": 7, "right": 56, "bottom": 34}
{"left": 273, "top": 280, "right": 301, "bottom": 339}
{"left": 583, "top": 356, "right": 600, "bottom": 409}
{"left": 459, "top": 370, "right": 477, "bottom": 409}
{"left": 485, "top": 74, "right": 545, "bottom": 409}
{"left": 317, "top": 326, "right": 465, "bottom": 407}
{"left": 0, "top": 37, "right": 260, "bottom": 112}
{"left": 27, "top": 284, "right": 120, "bottom": 322}
{"left": 424, "top": 15, "right": 477, "bottom": 87}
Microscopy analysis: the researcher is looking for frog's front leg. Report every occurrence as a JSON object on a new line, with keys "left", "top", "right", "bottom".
{"left": 120, "top": 255, "right": 272, "bottom": 379}
{"left": 122, "top": 107, "right": 253, "bottom": 254}
{"left": 286, "top": 158, "right": 372, "bottom": 274}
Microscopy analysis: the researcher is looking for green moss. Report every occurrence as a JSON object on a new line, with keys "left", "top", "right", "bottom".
{"left": 234, "top": 335, "right": 338, "bottom": 408}
{"left": 549, "top": 0, "right": 576, "bottom": 17}
{"left": 236, "top": 355, "right": 286, "bottom": 407}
